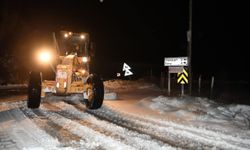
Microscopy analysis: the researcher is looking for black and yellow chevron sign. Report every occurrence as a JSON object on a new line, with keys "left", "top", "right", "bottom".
{"left": 177, "top": 68, "right": 188, "bottom": 84}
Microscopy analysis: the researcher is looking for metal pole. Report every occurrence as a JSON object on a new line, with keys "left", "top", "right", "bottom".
{"left": 160, "top": 71, "right": 164, "bottom": 89}
{"left": 198, "top": 74, "right": 201, "bottom": 95}
{"left": 168, "top": 71, "right": 171, "bottom": 95}
{"left": 150, "top": 67, "right": 153, "bottom": 81}
{"left": 181, "top": 84, "right": 184, "bottom": 97}
{"left": 210, "top": 76, "right": 214, "bottom": 98}
{"left": 188, "top": 0, "right": 193, "bottom": 96}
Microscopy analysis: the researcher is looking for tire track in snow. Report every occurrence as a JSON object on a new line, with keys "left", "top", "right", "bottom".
{"left": 45, "top": 101, "right": 174, "bottom": 150}
{"left": 98, "top": 106, "right": 250, "bottom": 150}
{"left": 0, "top": 108, "right": 62, "bottom": 150}
{"left": 38, "top": 104, "right": 136, "bottom": 150}
{"left": 72, "top": 102, "right": 249, "bottom": 150}
{"left": 0, "top": 131, "right": 19, "bottom": 149}
{"left": 122, "top": 111, "right": 250, "bottom": 149}
{"left": 20, "top": 107, "right": 83, "bottom": 149}
{"left": 97, "top": 107, "right": 250, "bottom": 149}
{"left": 65, "top": 101, "right": 187, "bottom": 149}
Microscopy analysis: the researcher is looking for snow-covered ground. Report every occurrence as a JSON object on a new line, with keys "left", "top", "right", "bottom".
{"left": 0, "top": 84, "right": 27, "bottom": 90}
{"left": 0, "top": 79, "right": 250, "bottom": 149}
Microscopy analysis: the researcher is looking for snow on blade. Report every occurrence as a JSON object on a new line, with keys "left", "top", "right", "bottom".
{"left": 104, "top": 92, "right": 117, "bottom": 100}
{"left": 39, "top": 105, "right": 135, "bottom": 150}
{"left": 50, "top": 101, "right": 174, "bottom": 150}
{"left": 0, "top": 108, "right": 62, "bottom": 150}
{"left": 104, "top": 79, "right": 155, "bottom": 91}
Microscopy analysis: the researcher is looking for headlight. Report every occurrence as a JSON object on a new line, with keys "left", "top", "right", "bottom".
{"left": 80, "top": 69, "right": 86, "bottom": 74}
{"left": 80, "top": 35, "right": 85, "bottom": 39}
{"left": 64, "top": 33, "right": 69, "bottom": 38}
{"left": 56, "top": 82, "right": 59, "bottom": 88}
{"left": 82, "top": 57, "right": 88, "bottom": 63}
{"left": 38, "top": 51, "right": 51, "bottom": 63}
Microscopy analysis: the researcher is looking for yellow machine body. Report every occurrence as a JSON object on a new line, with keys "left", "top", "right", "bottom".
{"left": 41, "top": 54, "right": 89, "bottom": 97}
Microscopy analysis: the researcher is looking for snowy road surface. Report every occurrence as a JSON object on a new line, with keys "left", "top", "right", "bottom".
{"left": 0, "top": 79, "right": 250, "bottom": 149}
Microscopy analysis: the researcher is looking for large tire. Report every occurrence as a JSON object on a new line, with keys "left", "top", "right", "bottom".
{"left": 85, "top": 74, "right": 104, "bottom": 109}
{"left": 27, "top": 71, "right": 42, "bottom": 109}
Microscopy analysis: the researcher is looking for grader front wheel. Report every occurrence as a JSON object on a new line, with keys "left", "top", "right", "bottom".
{"left": 27, "top": 71, "right": 42, "bottom": 109}
{"left": 85, "top": 74, "right": 104, "bottom": 109}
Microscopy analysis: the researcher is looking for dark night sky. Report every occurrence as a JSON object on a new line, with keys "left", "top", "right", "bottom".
{"left": 0, "top": 0, "right": 249, "bottom": 81}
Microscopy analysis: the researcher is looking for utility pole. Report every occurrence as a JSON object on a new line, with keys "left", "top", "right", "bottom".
{"left": 188, "top": 0, "right": 193, "bottom": 95}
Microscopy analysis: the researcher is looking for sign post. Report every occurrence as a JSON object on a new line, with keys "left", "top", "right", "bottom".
{"left": 181, "top": 84, "right": 184, "bottom": 97}
{"left": 168, "top": 71, "right": 170, "bottom": 95}
{"left": 164, "top": 57, "right": 188, "bottom": 96}
{"left": 177, "top": 68, "right": 188, "bottom": 96}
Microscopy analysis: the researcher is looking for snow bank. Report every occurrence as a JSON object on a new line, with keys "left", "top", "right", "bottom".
{"left": 143, "top": 96, "right": 250, "bottom": 129}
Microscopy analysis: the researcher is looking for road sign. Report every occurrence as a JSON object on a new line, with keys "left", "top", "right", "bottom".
{"left": 164, "top": 57, "right": 188, "bottom": 66}
{"left": 169, "top": 67, "right": 184, "bottom": 73}
{"left": 177, "top": 68, "right": 188, "bottom": 84}
{"left": 123, "top": 63, "right": 133, "bottom": 76}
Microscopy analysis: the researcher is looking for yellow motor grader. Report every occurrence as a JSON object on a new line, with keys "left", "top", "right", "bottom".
{"left": 27, "top": 31, "right": 104, "bottom": 109}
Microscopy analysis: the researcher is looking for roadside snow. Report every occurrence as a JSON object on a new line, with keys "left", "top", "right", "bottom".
{"left": 146, "top": 96, "right": 250, "bottom": 129}
{"left": 88, "top": 105, "right": 250, "bottom": 149}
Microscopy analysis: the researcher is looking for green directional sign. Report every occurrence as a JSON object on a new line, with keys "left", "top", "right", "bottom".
{"left": 177, "top": 68, "right": 188, "bottom": 84}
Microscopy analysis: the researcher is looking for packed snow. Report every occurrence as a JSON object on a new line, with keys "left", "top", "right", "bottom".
{"left": 0, "top": 108, "right": 64, "bottom": 150}
{"left": 0, "top": 79, "right": 250, "bottom": 149}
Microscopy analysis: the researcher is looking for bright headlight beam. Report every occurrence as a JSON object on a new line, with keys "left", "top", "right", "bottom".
{"left": 64, "top": 33, "right": 69, "bottom": 38}
{"left": 38, "top": 51, "right": 51, "bottom": 63}
{"left": 82, "top": 57, "right": 88, "bottom": 63}
{"left": 80, "top": 35, "right": 85, "bottom": 39}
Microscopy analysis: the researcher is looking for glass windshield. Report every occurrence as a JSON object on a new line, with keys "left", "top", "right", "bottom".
{"left": 57, "top": 32, "right": 89, "bottom": 57}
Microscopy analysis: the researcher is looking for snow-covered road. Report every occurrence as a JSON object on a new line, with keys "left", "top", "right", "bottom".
{"left": 0, "top": 79, "right": 250, "bottom": 149}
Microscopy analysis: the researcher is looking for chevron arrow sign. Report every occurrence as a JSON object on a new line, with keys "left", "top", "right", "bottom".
{"left": 177, "top": 68, "right": 188, "bottom": 84}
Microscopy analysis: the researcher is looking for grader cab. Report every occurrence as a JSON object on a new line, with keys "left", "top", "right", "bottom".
{"left": 27, "top": 31, "right": 104, "bottom": 109}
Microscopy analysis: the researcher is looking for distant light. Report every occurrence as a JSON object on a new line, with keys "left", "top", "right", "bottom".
{"left": 64, "top": 33, "right": 69, "bottom": 38}
{"left": 82, "top": 57, "right": 88, "bottom": 63}
{"left": 68, "top": 32, "right": 72, "bottom": 35}
{"left": 117, "top": 73, "right": 121, "bottom": 77}
{"left": 100, "top": 0, "right": 103, "bottom": 2}
{"left": 80, "top": 35, "right": 85, "bottom": 39}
